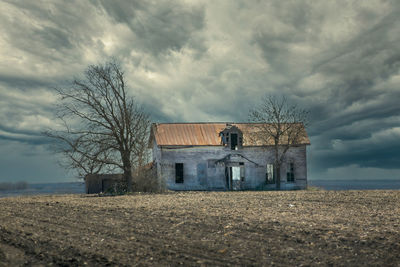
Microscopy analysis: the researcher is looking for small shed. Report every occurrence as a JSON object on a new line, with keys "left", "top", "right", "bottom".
{"left": 85, "top": 174, "right": 124, "bottom": 194}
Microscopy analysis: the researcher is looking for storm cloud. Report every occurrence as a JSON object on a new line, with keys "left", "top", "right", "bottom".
{"left": 0, "top": 0, "right": 399, "bottom": 182}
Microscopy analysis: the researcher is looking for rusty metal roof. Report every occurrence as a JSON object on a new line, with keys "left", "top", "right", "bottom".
{"left": 151, "top": 123, "right": 310, "bottom": 146}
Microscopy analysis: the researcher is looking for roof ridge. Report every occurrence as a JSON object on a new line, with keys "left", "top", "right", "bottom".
{"left": 153, "top": 122, "right": 304, "bottom": 125}
{"left": 154, "top": 122, "right": 235, "bottom": 124}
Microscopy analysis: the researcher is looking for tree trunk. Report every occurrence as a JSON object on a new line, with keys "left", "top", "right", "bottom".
{"left": 275, "top": 164, "right": 281, "bottom": 190}
{"left": 274, "top": 143, "right": 280, "bottom": 190}
{"left": 122, "top": 152, "right": 133, "bottom": 192}
{"left": 124, "top": 168, "right": 132, "bottom": 192}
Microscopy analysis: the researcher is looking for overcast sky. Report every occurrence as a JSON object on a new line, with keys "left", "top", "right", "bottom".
{"left": 0, "top": 0, "right": 399, "bottom": 183}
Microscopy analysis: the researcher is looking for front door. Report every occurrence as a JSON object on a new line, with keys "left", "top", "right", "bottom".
{"left": 231, "top": 166, "right": 241, "bottom": 190}
{"left": 225, "top": 166, "right": 243, "bottom": 191}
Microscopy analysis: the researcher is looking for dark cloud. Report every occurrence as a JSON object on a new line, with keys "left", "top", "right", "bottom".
{"left": 0, "top": 74, "right": 54, "bottom": 88}
{"left": 0, "top": 0, "right": 399, "bottom": 182}
{"left": 95, "top": 0, "right": 205, "bottom": 56}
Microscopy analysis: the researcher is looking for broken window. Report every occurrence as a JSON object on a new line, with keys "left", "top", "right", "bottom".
{"left": 175, "top": 163, "right": 184, "bottom": 183}
{"left": 266, "top": 164, "right": 275, "bottom": 184}
{"left": 287, "top": 162, "right": 295, "bottom": 182}
{"left": 219, "top": 133, "right": 227, "bottom": 145}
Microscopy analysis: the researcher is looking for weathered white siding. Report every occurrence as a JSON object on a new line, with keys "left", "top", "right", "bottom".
{"left": 153, "top": 143, "right": 307, "bottom": 190}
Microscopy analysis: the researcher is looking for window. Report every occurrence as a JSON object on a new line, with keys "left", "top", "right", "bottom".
{"left": 239, "top": 163, "right": 245, "bottom": 181}
{"left": 266, "top": 164, "right": 275, "bottom": 184}
{"left": 230, "top": 133, "right": 238, "bottom": 150}
{"left": 175, "top": 163, "right": 184, "bottom": 183}
{"left": 287, "top": 162, "right": 295, "bottom": 182}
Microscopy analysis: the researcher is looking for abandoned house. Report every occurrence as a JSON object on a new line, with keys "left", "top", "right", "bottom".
{"left": 149, "top": 122, "right": 310, "bottom": 191}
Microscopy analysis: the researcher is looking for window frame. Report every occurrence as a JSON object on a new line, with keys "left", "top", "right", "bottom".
{"left": 175, "top": 163, "right": 184, "bottom": 183}
{"left": 230, "top": 133, "right": 238, "bottom": 150}
{"left": 286, "top": 162, "right": 295, "bottom": 183}
{"left": 239, "top": 162, "right": 245, "bottom": 181}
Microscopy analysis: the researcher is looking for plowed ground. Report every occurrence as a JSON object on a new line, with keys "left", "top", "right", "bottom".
{"left": 0, "top": 191, "right": 399, "bottom": 266}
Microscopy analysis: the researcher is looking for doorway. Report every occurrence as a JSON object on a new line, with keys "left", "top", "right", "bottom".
{"left": 230, "top": 133, "right": 238, "bottom": 150}
{"left": 225, "top": 164, "right": 244, "bottom": 190}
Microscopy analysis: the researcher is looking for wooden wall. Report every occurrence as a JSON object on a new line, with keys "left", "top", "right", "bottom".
{"left": 153, "top": 144, "right": 308, "bottom": 190}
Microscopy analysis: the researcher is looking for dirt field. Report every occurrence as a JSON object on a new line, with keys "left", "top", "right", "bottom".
{"left": 0, "top": 191, "right": 399, "bottom": 266}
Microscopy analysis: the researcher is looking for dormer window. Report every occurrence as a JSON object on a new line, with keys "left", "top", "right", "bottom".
{"left": 220, "top": 124, "right": 243, "bottom": 150}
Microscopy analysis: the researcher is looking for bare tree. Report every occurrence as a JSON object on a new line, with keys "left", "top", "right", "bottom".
{"left": 249, "top": 95, "right": 308, "bottom": 189}
{"left": 45, "top": 61, "right": 151, "bottom": 192}
{"left": 45, "top": 129, "right": 115, "bottom": 178}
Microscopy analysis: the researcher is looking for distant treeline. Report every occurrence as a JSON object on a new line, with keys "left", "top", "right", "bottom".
{"left": 0, "top": 181, "right": 28, "bottom": 191}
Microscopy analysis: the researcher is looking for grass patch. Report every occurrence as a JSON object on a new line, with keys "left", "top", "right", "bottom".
{"left": 307, "top": 185, "right": 325, "bottom": 191}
